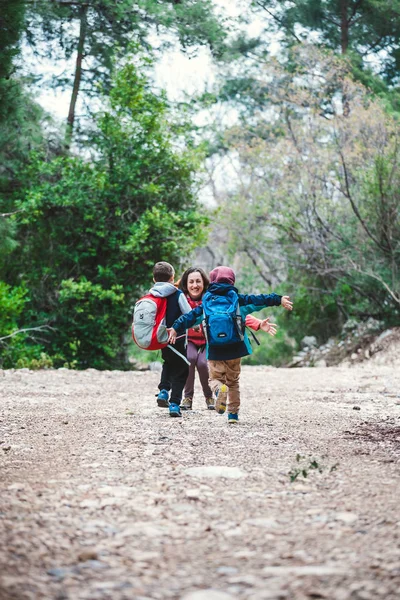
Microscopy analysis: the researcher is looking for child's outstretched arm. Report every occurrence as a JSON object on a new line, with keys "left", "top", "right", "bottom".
{"left": 259, "top": 317, "right": 278, "bottom": 336}
{"left": 167, "top": 304, "right": 203, "bottom": 344}
{"left": 245, "top": 314, "right": 278, "bottom": 337}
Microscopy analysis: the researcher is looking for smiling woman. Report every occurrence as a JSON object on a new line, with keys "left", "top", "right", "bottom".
{"left": 178, "top": 267, "right": 213, "bottom": 410}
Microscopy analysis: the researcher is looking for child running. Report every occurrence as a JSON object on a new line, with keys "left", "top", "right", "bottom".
{"left": 179, "top": 266, "right": 278, "bottom": 412}
{"left": 150, "top": 262, "right": 191, "bottom": 417}
{"left": 168, "top": 266, "right": 293, "bottom": 424}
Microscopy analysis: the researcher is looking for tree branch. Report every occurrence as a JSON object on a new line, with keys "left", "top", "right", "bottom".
{"left": 349, "top": 260, "right": 400, "bottom": 305}
{"left": 0, "top": 210, "right": 24, "bottom": 217}
{"left": 0, "top": 325, "right": 54, "bottom": 344}
{"left": 337, "top": 147, "right": 389, "bottom": 253}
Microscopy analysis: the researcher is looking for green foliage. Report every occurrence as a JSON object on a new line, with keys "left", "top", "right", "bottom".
{"left": 251, "top": 0, "right": 400, "bottom": 84}
{"left": 0, "top": 281, "right": 26, "bottom": 335}
{"left": 0, "top": 281, "right": 49, "bottom": 369}
{"left": 0, "top": 217, "right": 18, "bottom": 258}
{"left": 0, "top": 0, "right": 26, "bottom": 122}
{"left": 289, "top": 454, "right": 338, "bottom": 482}
{"left": 215, "top": 49, "right": 400, "bottom": 364}
{"left": 25, "top": 0, "right": 226, "bottom": 142}
{"left": 2, "top": 61, "right": 208, "bottom": 368}
{"left": 55, "top": 279, "right": 127, "bottom": 369}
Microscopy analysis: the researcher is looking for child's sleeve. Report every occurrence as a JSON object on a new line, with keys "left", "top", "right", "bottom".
{"left": 178, "top": 291, "right": 192, "bottom": 315}
{"left": 239, "top": 293, "right": 282, "bottom": 309}
{"left": 172, "top": 305, "right": 203, "bottom": 333}
{"left": 245, "top": 314, "right": 261, "bottom": 331}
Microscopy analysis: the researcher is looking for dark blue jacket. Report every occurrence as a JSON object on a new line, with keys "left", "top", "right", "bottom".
{"left": 172, "top": 283, "right": 282, "bottom": 360}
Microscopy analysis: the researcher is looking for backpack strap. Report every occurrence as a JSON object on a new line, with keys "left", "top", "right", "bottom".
{"left": 167, "top": 344, "right": 190, "bottom": 365}
{"left": 247, "top": 328, "right": 261, "bottom": 346}
{"left": 235, "top": 298, "right": 244, "bottom": 342}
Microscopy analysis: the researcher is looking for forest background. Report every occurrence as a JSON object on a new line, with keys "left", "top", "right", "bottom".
{"left": 0, "top": 0, "right": 399, "bottom": 371}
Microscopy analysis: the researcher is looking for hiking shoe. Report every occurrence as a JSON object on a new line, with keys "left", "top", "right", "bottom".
{"left": 215, "top": 384, "right": 228, "bottom": 414}
{"left": 181, "top": 397, "right": 193, "bottom": 410}
{"left": 157, "top": 389, "right": 170, "bottom": 408}
{"left": 169, "top": 403, "right": 182, "bottom": 418}
{"left": 228, "top": 412, "right": 239, "bottom": 424}
{"left": 205, "top": 397, "right": 215, "bottom": 410}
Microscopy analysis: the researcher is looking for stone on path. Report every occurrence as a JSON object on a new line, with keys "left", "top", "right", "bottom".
{"left": 184, "top": 466, "right": 246, "bottom": 479}
{"left": 262, "top": 565, "right": 346, "bottom": 576}
{"left": 181, "top": 591, "right": 236, "bottom": 600}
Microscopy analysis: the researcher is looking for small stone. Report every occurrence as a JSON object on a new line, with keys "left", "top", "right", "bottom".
{"left": 185, "top": 466, "right": 246, "bottom": 479}
{"left": 181, "top": 591, "right": 235, "bottom": 600}
{"left": 335, "top": 512, "right": 358, "bottom": 524}
{"left": 78, "top": 550, "right": 98, "bottom": 562}
{"left": 47, "top": 567, "right": 74, "bottom": 578}
{"left": 185, "top": 488, "right": 201, "bottom": 500}
{"left": 245, "top": 518, "right": 279, "bottom": 528}
{"left": 216, "top": 566, "right": 238, "bottom": 575}
{"left": 353, "top": 406, "right": 361, "bottom": 410}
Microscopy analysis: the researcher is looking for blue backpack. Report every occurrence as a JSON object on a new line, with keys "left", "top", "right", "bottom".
{"left": 202, "top": 289, "right": 244, "bottom": 346}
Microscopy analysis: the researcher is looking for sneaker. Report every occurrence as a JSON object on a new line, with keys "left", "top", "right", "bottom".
{"left": 205, "top": 397, "right": 215, "bottom": 410}
{"left": 228, "top": 412, "right": 239, "bottom": 424}
{"left": 215, "top": 384, "right": 228, "bottom": 414}
{"left": 156, "top": 389, "right": 170, "bottom": 408}
{"left": 169, "top": 403, "right": 182, "bottom": 418}
{"left": 181, "top": 397, "right": 193, "bottom": 410}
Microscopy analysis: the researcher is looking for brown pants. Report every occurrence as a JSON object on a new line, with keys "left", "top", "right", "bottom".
{"left": 208, "top": 358, "right": 241, "bottom": 414}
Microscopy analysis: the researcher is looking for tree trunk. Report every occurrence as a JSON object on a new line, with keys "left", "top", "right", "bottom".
{"left": 65, "top": 4, "right": 88, "bottom": 148}
{"left": 340, "top": 0, "right": 349, "bottom": 54}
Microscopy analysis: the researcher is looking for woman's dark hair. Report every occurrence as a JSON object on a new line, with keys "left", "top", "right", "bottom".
{"left": 179, "top": 267, "right": 210, "bottom": 296}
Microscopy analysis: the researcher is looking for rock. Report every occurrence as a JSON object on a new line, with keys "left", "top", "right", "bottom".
{"left": 47, "top": 567, "right": 76, "bottom": 578}
{"left": 315, "top": 360, "right": 327, "bottom": 367}
{"left": 216, "top": 567, "right": 238, "bottom": 575}
{"left": 301, "top": 336, "right": 317, "bottom": 348}
{"left": 185, "top": 466, "right": 246, "bottom": 479}
{"left": 185, "top": 488, "right": 201, "bottom": 500}
{"left": 78, "top": 550, "right": 98, "bottom": 562}
{"left": 343, "top": 319, "right": 358, "bottom": 332}
{"left": 181, "top": 591, "right": 235, "bottom": 600}
{"left": 149, "top": 361, "right": 162, "bottom": 372}
{"left": 335, "top": 512, "right": 358, "bottom": 524}
{"left": 244, "top": 518, "right": 279, "bottom": 528}
{"left": 262, "top": 565, "right": 346, "bottom": 576}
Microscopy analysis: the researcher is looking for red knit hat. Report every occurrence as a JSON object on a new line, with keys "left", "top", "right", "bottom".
{"left": 209, "top": 266, "right": 236, "bottom": 285}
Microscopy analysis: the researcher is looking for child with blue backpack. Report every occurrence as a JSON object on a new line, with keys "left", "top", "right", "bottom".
{"left": 168, "top": 266, "right": 293, "bottom": 423}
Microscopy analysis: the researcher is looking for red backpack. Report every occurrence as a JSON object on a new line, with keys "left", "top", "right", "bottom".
{"left": 132, "top": 294, "right": 169, "bottom": 350}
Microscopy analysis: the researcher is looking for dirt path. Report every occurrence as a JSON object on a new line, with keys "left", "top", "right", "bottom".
{"left": 1, "top": 364, "right": 400, "bottom": 600}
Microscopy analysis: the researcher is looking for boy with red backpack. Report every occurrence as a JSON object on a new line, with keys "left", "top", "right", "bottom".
{"left": 167, "top": 266, "right": 293, "bottom": 424}
{"left": 132, "top": 261, "right": 191, "bottom": 418}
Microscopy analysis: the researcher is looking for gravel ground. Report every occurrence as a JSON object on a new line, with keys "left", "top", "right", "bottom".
{"left": 1, "top": 363, "right": 400, "bottom": 600}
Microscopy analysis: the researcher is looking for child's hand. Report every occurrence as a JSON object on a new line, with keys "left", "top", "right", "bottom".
{"left": 281, "top": 296, "right": 293, "bottom": 311}
{"left": 167, "top": 328, "right": 177, "bottom": 344}
{"left": 259, "top": 317, "right": 278, "bottom": 336}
